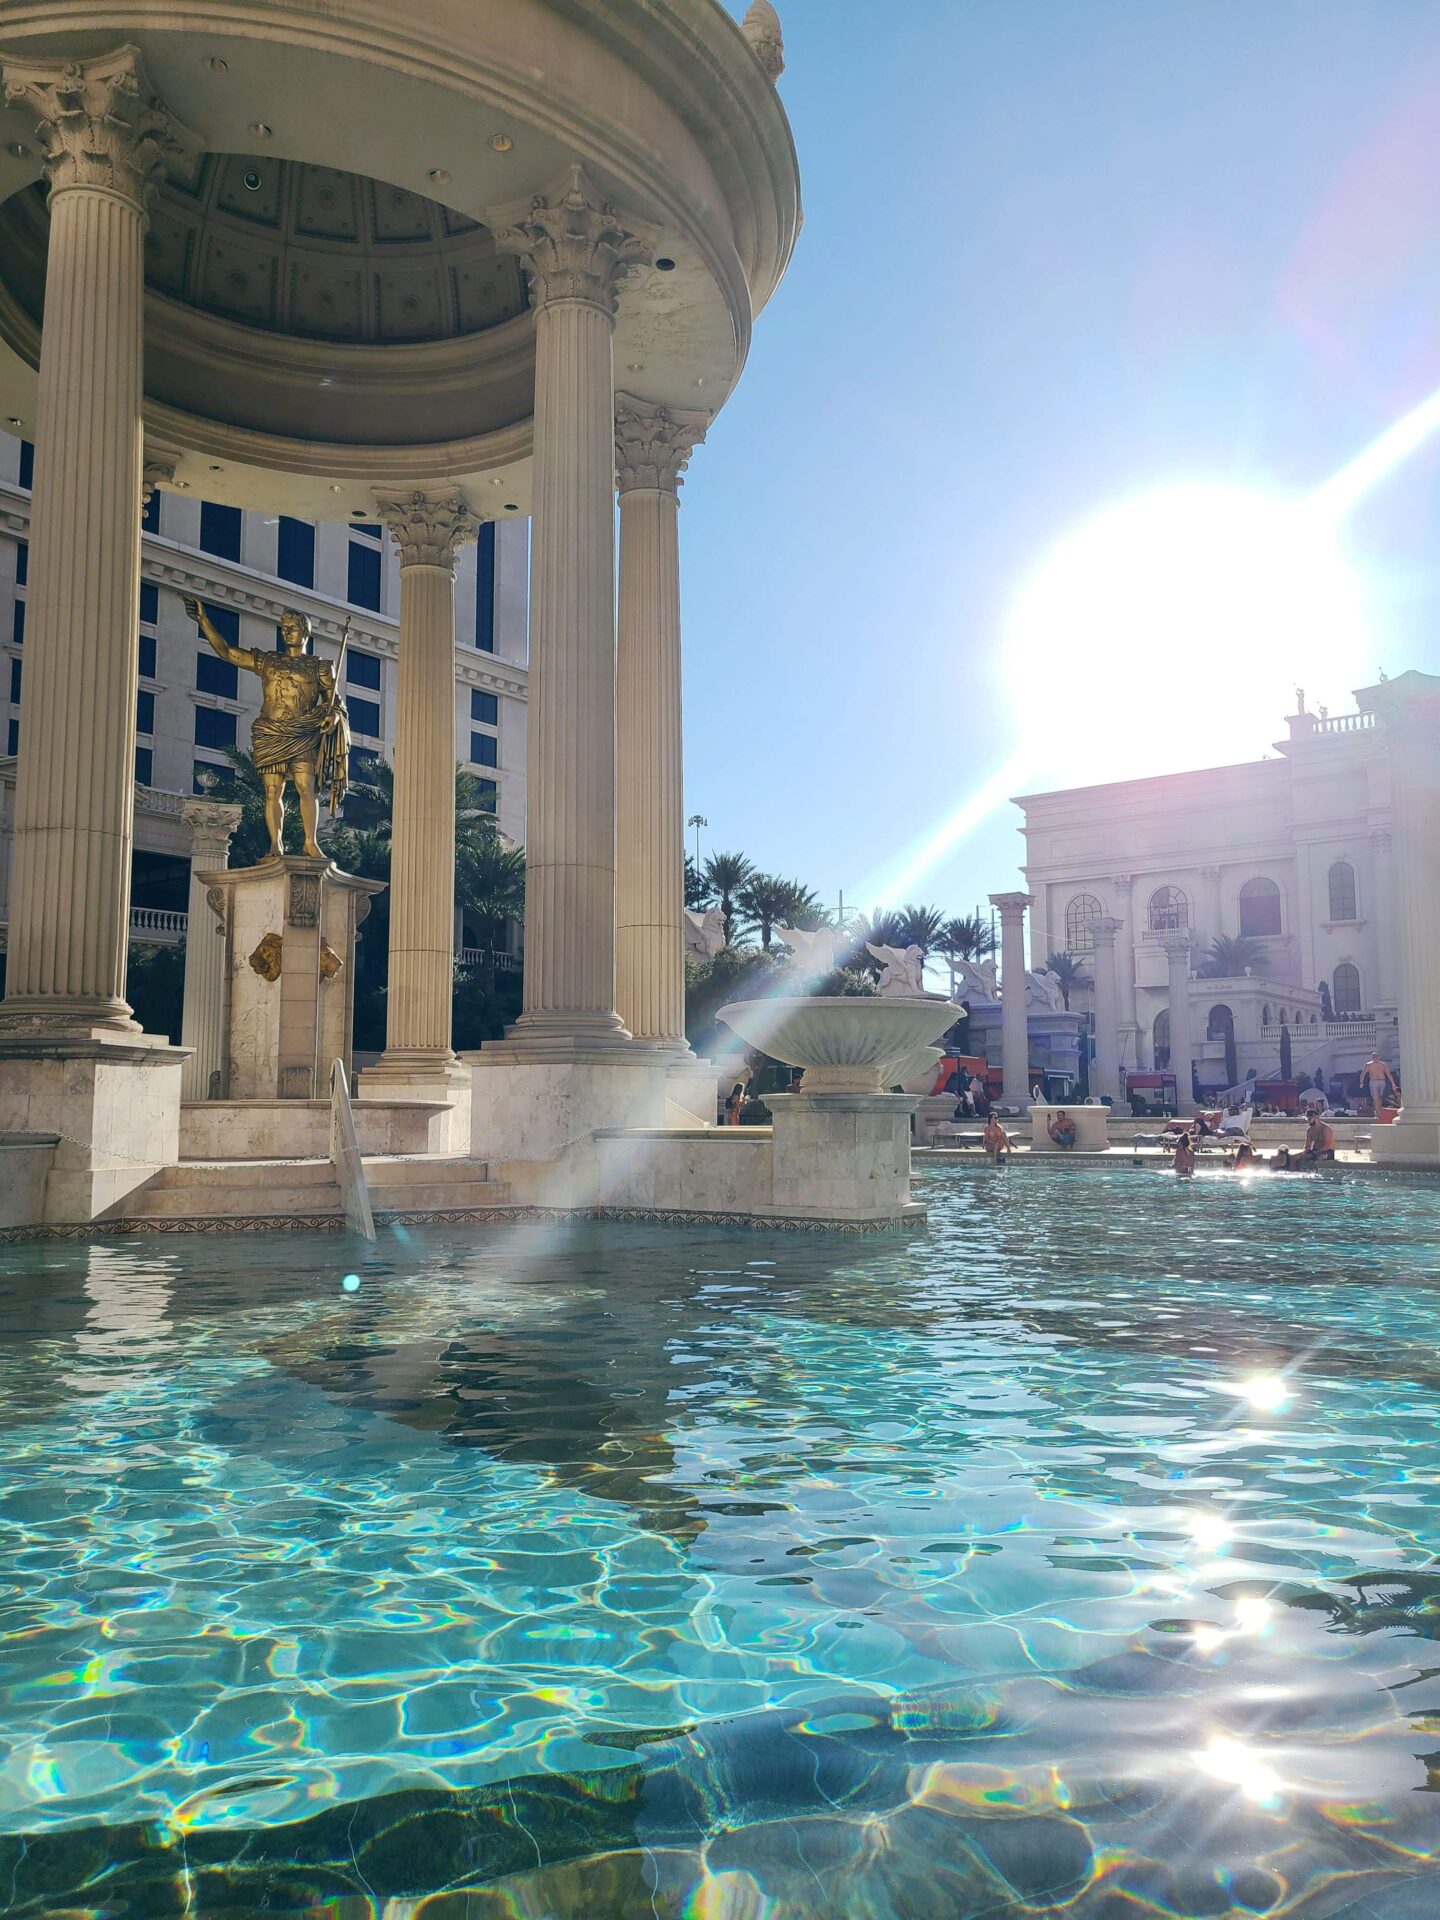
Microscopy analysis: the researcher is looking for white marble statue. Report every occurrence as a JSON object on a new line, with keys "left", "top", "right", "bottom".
{"left": 865, "top": 941, "right": 927, "bottom": 997}
{"left": 950, "top": 957, "right": 999, "bottom": 1005}
{"left": 684, "top": 906, "right": 726, "bottom": 960}
{"left": 1024, "top": 967, "right": 1066, "bottom": 1013}
{"left": 776, "top": 924, "right": 843, "bottom": 975}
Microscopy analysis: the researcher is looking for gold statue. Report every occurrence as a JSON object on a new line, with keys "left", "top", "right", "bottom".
{"left": 183, "top": 598, "right": 350, "bottom": 859}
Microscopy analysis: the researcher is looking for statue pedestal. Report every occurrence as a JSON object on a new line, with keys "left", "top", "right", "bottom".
{"left": 198, "top": 856, "right": 384, "bottom": 1100}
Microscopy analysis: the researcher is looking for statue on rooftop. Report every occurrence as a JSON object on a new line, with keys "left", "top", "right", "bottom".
{"left": 183, "top": 597, "right": 350, "bottom": 861}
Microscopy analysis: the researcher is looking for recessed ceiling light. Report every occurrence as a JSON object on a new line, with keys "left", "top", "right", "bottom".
{"left": 329, "top": 483, "right": 344, "bottom": 494}
{"left": 207, "top": 55, "right": 229, "bottom": 73}
{"left": 695, "top": 378, "right": 705, "bottom": 388}
{"left": 489, "top": 477, "right": 505, "bottom": 487}
{"left": 488, "top": 134, "right": 513, "bottom": 154}
{"left": 248, "top": 121, "right": 272, "bottom": 139}
{"left": 208, "top": 463, "right": 222, "bottom": 471}
{"left": 625, "top": 362, "right": 644, "bottom": 373}
{"left": 350, "top": 508, "right": 366, "bottom": 517}
{"left": 427, "top": 167, "right": 450, "bottom": 185}
{"left": 5, "top": 416, "right": 21, "bottom": 427}
{"left": 174, "top": 479, "right": 190, "bottom": 489}
{"left": 654, "top": 257, "right": 676, "bottom": 272}
{"left": 242, "top": 169, "right": 262, "bottom": 192}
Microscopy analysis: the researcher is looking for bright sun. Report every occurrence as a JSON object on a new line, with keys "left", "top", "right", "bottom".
{"left": 1004, "top": 485, "right": 1374, "bottom": 774}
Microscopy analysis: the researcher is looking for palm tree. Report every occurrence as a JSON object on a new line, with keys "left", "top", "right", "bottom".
{"left": 1044, "top": 950, "right": 1089, "bottom": 1010}
{"left": 739, "top": 873, "right": 825, "bottom": 949}
{"left": 841, "top": 909, "right": 906, "bottom": 977}
{"left": 1197, "top": 934, "right": 1269, "bottom": 979}
{"left": 685, "top": 854, "right": 712, "bottom": 911}
{"left": 702, "top": 850, "right": 754, "bottom": 947}
{"left": 935, "top": 913, "right": 996, "bottom": 999}
{"left": 455, "top": 817, "right": 526, "bottom": 996}
{"left": 895, "top": 903, "right": 946, "bottom": 965}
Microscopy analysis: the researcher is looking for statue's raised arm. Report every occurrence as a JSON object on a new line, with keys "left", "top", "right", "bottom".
{"left": 182, "top": 594, "right": 254, "bottom": 671}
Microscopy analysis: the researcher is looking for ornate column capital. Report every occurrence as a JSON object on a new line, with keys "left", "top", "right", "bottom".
{"left": 1371, "top": 827, "right": 1393, "bottom": 854}
{"left": 182, "top": 797, "right": 243, "bottom": 862}
{"left": 491, "top": 165, "right": 658, "bottom": 319}
{"left": 988, "top": 891, "right": 1034, "bottom": 920}
{"left": 1112, "top": 873, "right": 1134, "bottom": 894}
{"left": 2, "top": 44, "right": 197, "bottom": 209}
{"left": 373, "top": 488, "right": 478, "bottom": 572}
{"left": 1199, "top": 865, "right": 1222, "bottom": 882}
{"left": 615, "top": 396, "right": 709, "bottom": 496}
{"left": 1086, "top": 916, "right": 1124, "bottom": 945}
{"left": 1157, "top": 930, "right": 1194, "bottom": 967}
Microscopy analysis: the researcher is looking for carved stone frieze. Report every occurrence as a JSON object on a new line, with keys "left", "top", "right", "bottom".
{"left": 373, "top": 487, "right": 477, "bottom": 571}
{"left": 615, "top": 396, "right": 709, "bottom": 496}
{"left": 287, "top": 873, "right": 321, "bottom": 929}
{"left": 492, "top": 165, "right": 656, "bottom": 317}
{"left": 2, "top": 45, "right": 196, "bottom": 207}
{"left": 742, "top": 1, "right": 787, "bottom": 81}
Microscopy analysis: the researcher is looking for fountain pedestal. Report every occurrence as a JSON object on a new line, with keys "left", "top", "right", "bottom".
{"left": 766, "top": 1090, "right": 923, "bottom": 1221}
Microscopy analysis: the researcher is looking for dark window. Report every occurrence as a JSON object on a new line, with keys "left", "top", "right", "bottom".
{"left": 346, "top": 694, "right": 381, "bottom": 738}
{"left": 199, "top": 501, "right": 242, "bottom": 561}
{"left": 347, "top": 540, "right": 381, "bottom": 610}
{"left": 347, "top": 650, "right": 382, "bottom": 690}
{"left": 477, "top": 778, "right": 497, "bottom": 812}
{"left": 1238, "top": 877, "right": 1282, "bottom": 938}
{"left": 1328, "top": 861, "right": 1357, "bottom": 921}
{"left": 276, "top": 515, "right": 315, "bottom": 588}
{"left": 1153, "top": 1008, "right": 1170, "bottom": 1069}
{"left": 141, "top": 487, "right": 161, "bottom": 534}
{"left": 470, "top": 731, "right": 498, "bottom": 767}
{"left": 5, "top": 717, "right": 16, "bottom": 755}
{"left": 196, "top": 651, "right": 239, "bottom": 699}
{"left": 138, "top": 634, "right": 157, "bottom": 679}
{"left": 18, "top": 439, "right": 33, "bottom": 489}
{"left": 470, "top": 688, "right": 498, "bottom": 726}
{"left": 139, "top": 581, "right": 159, "bottom": 626}
{"left": 1148, "top": 885, "right": 1188, "bottom": 932}
{"left": 14, "top": 540, "right": 26, "bottom": 585}
{"left": 12, "top": 601, "right": 23, "bottom": 646}
{"left": 1333, "top": 962, "right": 1362, "bottom": 1014}
{"left": 355, "top": 521, "right": 382, "bottom": 539}
{"left": 134, "top": 745, "right": 153, "bottom": 785}
{"left": 474, "top": 521, "right": 495, "bottom": 650}
{"left": 8, "top": 658, "right": 19, "bottom": 705}
{"left": 1065, "top": 892, "right": 1102, "bottom": 953}
{"left": 206, "top": 605, "right": 240, "bottom": 647}
{"left": 194, "top": 705, "right": 237, "bottom": 751}
{"left": 136, "top": 690, "right": 155, "bottom": 735}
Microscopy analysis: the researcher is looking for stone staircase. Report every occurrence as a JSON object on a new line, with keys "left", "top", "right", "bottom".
{"left": 119, "top": 1155, "right": 510, "bottom": 1224}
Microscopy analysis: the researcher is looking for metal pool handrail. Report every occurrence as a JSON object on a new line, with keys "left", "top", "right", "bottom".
{"left": 329, "top": 1058, "right": 376, "bottom": 1241}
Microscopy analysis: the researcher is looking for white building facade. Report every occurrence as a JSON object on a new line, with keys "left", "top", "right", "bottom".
{"left": 1015, "top": 695, "right": 1399, "bottom": 1098}
{"left": 0, "top": 429, "right": 529, "bottom": 955}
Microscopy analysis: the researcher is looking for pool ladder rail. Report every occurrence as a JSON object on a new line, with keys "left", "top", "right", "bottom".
{"left": 329, "top": 1058, "right": 376, "bottom": 1241}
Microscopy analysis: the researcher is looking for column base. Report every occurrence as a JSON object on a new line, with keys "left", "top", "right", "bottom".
{"left": 0, "top": 1028, "right": 187, "bottom": 1222}
{"left": 766, "top": 1091, "right": 921, "bottom": 1221}
{"left": 356, "top": 1052, "right": 472, "bottom": 1152}
{"left": 1372, "top": 1106, "right": 1440, "bottom": 1169}
{"left": 467, "top": 1052, "right": 670, "bottom": 1170}
{"left": 487, "top": 1007, "right": 633, "bottom": 1060}
{"left": 0, "top": 996, "right": 139, "bottom": 1038}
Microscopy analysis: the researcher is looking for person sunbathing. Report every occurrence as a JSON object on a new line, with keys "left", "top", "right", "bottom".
{"left": 1047, "top": 1110, "right": 1077, "bottom": 1149}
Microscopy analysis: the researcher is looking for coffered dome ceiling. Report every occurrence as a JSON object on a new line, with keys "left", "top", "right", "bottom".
{"left": 144, "top": 153, "right": 528, "bottom": 345}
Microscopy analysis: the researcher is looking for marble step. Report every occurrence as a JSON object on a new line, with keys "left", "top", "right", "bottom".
{"left": 171, "top": 1157, "right": 338, "bottom": 1187}
{"left": 362, "top": 1155, "right": 490, "bottom": 1185}
{"left": 370, "top": 1179, "right": 509, "bottom": 1213}
{"left": 128, "top": 1179, "right": 343, "bottom": 1219}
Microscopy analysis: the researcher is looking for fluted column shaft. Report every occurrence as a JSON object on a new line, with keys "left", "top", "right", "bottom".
{"left": 615, "top": 398, "right": 707, "bottom": 1051}
{"left": 491, "top": 167, "right": 655, "bottom": 1055}
{"left": 1386, "top": 717, "right": 1440, "bottom": 1115}
{"left": 369, "top": 491, "right": 475, "bottom": 1081}
{"left": 0, "top": 47, "right": 187, "bottom": 1034}
{"left": 1088, "top": 917, "right": 1123, "bottom": 1103}
{"left": 180, "top": 800, "right": 241, "bottom": 1098}
{"left": 990, "top": 892, "right": 1033, "bottom": 1104}
{"left": 1160, "top": 933, "right": 1196, "bottom": 1114}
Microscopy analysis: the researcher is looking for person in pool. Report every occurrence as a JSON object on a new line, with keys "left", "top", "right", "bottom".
{"left": 1174, "top": 1132, "right": 1196, "bottom": 1178}
{"left": 983, "top": 1113, "right": 1012, "bottom": 1163}
{"left": 1301, "top": 1111, "right": 1336, "bottom": 1165}
{"left": 1047, "top": 1110, "right": 1077, "bottom": 1149}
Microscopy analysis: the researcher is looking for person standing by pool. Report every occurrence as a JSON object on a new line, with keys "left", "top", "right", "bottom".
{"left": 1362, "top": 1052, "right": 1396, "bottom": 1112}
{"left": 1174, "top": 1132, "right": 1196, "bottom": 1178}
{"left": 983, "top": 1114, "right": 1012, "bottom": 1164}
{"left": 724, "top": 1081, "right": 746, "bottom": 1126}
{"left": 1047, "top": 1110, "right": 1077, "bottom": 1148}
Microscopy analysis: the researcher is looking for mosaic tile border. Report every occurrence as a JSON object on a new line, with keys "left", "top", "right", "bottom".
{"left": 0, "top": 1203, "right": 923, "bottom": 1245}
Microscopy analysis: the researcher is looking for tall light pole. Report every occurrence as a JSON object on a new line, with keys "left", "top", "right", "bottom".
{"left": 688, "top": 813, "right": 707, "bottom": 875}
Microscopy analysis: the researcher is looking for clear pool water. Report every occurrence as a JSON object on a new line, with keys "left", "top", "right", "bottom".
{"left": 4, "top": 1165, "right": 1440, "bottom": 1915}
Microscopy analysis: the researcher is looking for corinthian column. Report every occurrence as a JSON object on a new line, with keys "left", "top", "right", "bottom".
{"left": 615, "top": 397, "right": 708, "bottom": 1052}
{"left": 989, "top": 892, "right": 1033, "bottom": 1106}
{"left": 366, "top": 489, "right": 476, "bottom": 1093}
{"left": 1087, "top": 916, "right": 1123, "bottom": 1103}
{"left": 490, "top": 167, "right": 656, "bottom": 1055}
{"left": 0, "top": 48, "right": 191, "bottom": 1034}
{"left": 180, "top": 799, "right": 241, "bottom": 1100}
{"left": 1159, "top": 931, "right": 1196, "bottom": 1115}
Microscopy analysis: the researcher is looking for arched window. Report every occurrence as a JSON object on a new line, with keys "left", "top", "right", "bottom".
{"left": 1206, "top": 1004, "right": 1235, "bottom": 1041}
{"left": 1328, "top": 861, "right": 1357, "bottom": 922}
{"left": 1065, "top": 892, "right": 1103, "bottom": 953}
{"left": 1238, "top": 876, "right": 1282, "bottom": 937}
{"left": 1333, "top": 962, "right": 1362, "bottom": 1014}
{"left": 1148, "top": 885, "right": 1189, "bottom": 933}
{"left": 1153, "top": 1008, "right": 1170, "bottom": 1068}
{"left": 1262, "top": 1004, "right": 1272, "bottom": 1025}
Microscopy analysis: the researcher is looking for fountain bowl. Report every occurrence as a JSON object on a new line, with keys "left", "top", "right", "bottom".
{"left": 716, "top": 996, "right": 960, "bottom": 1094}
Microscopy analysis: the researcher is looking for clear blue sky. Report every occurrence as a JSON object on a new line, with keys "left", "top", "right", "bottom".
{"left": 679, "top": 0, "right": 1440, "bottom": 924}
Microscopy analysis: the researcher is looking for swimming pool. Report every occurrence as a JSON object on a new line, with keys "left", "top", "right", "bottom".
{"left": 3, "top": 1165, "right": 1440, "bottom": 1915}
